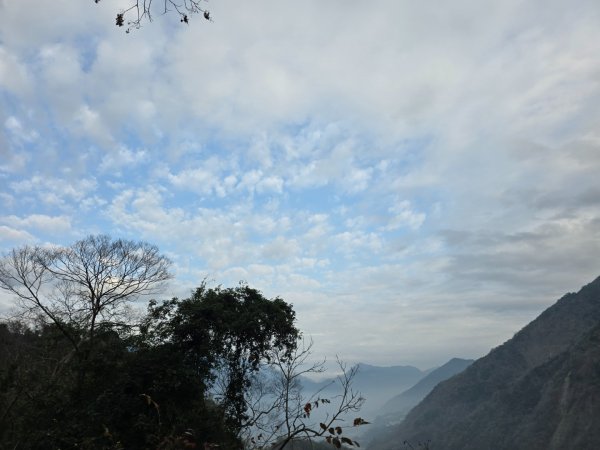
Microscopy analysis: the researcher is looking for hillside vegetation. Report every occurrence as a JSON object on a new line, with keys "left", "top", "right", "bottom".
{"left": 371, "top": 276, "right": 600, "bottom": 450}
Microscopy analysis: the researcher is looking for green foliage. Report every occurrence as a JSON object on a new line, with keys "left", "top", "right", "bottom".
{"left": 370, "top": 276, "right": 600, "bottom": 450}
{"left": 0, "top": 281, "right": 299, "bottom": 449}
{"left": 142, "top": 282, "right": 299, "bottom": 431}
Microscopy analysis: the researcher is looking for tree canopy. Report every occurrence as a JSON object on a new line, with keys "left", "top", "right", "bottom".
{"left": 141, "top": 283, "right": 300, "bottom": 431}
{"left": 0, "top": 235, "right": 172, "bottom": 351}
{"left": 0, "top": 236, "right": 366, "bottom": 449}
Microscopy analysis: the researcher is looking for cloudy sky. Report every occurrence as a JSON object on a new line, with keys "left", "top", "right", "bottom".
{"left": 1, "top": 0, "right": 599, "bottom": 368}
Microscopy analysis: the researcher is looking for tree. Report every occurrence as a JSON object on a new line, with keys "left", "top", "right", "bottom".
{"left": 0, "top": 236, "right": 364, "bottom": 449}
{"left": 94, "top": 0, "right": 213, "bottom": 33}
{"left": 0, "top": 235, "right": 172, "bottom": 357}
{"left": 0, "top": 316, "right": 240, "bottom": 449}
{"left": 141, "top": 282, "right": 300, "bottom": 434}
{"left": 243, "top": 340, "right": 368, "bottom": 450}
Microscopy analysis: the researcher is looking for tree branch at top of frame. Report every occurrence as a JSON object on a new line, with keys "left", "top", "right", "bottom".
{"left": 94, "top": 0, "right": 213, "bottom": 33}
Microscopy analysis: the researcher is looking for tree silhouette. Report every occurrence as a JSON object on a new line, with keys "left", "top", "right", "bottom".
{"left": 94, "top": 0, "right": 213, "bottom": 33}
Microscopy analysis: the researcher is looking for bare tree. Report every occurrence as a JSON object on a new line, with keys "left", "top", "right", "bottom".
{"left": 243, "top": 340, "right": 368, "bottom": 450}
{"left": 94, "top": 0, "right": 213, "bottom": 33}
{"left": 0, "top": 235, "right": 172, "bottom": 351}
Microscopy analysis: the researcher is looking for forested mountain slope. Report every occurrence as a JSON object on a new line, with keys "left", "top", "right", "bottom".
{"left": 379, "top": 358, "right": 474, "bottom": 421}
{"left": 371, "top": 276, "right": 600, "bottom": 450}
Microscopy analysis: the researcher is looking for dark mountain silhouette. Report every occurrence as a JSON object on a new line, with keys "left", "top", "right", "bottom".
{"left": 360, "top": 358, "right": 473, "bottom": 447}
{"left": 371, "top": 275, "right": 600, "bottom": 450}
{"left": 379, "top": 358, "right": 474, "bottom": 422}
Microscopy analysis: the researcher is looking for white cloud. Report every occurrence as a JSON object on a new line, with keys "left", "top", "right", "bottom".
{"left": 0, "top": 46, "right": 32, "bottom": 96}
{"left": 107, "top": 187, "right": 253, "bottom": 269}
{"left": 332, "top": 230, "right": 384, "bottom": 258}
{"left": 9, "top": 175, "right": 97, "bottom": 207}
{"left": 165, "top": 166, "right": 225, "bottom": 197}
{"left": 261, "top": 236, "right": 300, "bottom": 261}
{"left": 0, "top": 0, "right": 599, "bottom": 367}
{"left": 0, "top": 0, "right": 110, "bottom": 49}
{"left": 0, "top": 151, "right": 29, "bottom": 173}
{"left": 73, "top": 104, "right": 113, "bottom": 146}
{"left": 384, "top": 201, "right": 426, "bottom": 231}
{"left": 0, "top": 225, "right": 35, "bottom": 244}
{"left": 237, "top": 170, "right": 263, "bottom": 193}
{"left": 301, "top": 214, "right": 332, "bottom": 243}
{"left": 39, "top": 44, "right": 82, "bottom": 87}
{"left": 0, "top": 193, "right": 14, "bottom": 208}
{"left": 1, "top": 214, "right": 71, "bottom": 234}
{"left": 79, "top": 195, "right": 108, "bottom": 212}
{"left": 4, "top": 116, "right": 38, "bottom": 143}
{"left": 256, "top": 175, "right": 284, "bottom": 194}
{"left": 100, "top": 145, "right": 147, "bottom": 173}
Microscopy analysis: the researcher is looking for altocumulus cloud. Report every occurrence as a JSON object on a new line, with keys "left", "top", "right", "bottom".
{"left": 0, "top": 0, "right": 599, "bottom": 367}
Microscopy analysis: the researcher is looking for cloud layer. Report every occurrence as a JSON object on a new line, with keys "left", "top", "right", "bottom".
{"left": 1, "top": 0, "right": 599, "bottom": 367}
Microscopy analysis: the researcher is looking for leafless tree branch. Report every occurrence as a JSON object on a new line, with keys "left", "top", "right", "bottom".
{"left": 95, "top": 0, "right": 212, "bottom": 33}
{"left": 242, "top": 339, "right": 367, "bottom": 450}
{"left": 0, "top": 235, "right": 172, "bottom": 350}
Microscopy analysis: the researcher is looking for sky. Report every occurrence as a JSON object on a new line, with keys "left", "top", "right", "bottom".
{"left": 1, "top": 0, "right": 599, "bottom": 369}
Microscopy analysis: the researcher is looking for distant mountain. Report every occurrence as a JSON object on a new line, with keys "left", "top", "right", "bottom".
{"left": 360, "top": 358, "right": 473, "bottom": 447}
{"left": 300, "top": 363, "right": 425, "bottom": 421}
{"left": 371, "top": 276, "right": 600, "bottom": 450}
{"left": 379, "top": 358, "right": 474, "bottom": 421}
{"left": 273, "top": 439, "right": 333, "bottom": 450}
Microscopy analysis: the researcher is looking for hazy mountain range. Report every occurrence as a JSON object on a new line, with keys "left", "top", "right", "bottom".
{"left": 379, "top": 358, "right": 474, "bottom": 422}
{"left": 299, "top": 358, "right": 475, "bottom": 447}
{"left": 369, "top": 275, "right": 600, "bottom": 450}
{"left": 300, "top": 363, "right": 427, "bottom": 421}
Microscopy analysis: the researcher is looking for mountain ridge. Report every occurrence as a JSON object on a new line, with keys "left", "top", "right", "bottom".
{"left": 371, "top": 275, "right": 600, "bottom": 450}
{"left": 379, "top": 357, "right": 474, "bottom": 419}
{"left": 300, "top": 363, "right": 425, "bottom": 421}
